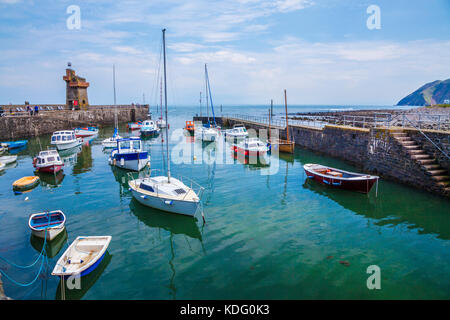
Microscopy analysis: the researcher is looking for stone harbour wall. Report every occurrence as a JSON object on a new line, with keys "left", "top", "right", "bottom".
{"left": 0, "top": 105, "right": 148, "bottom": 140}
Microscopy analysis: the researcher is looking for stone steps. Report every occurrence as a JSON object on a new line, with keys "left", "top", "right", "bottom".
{"left": 392, "top": 131, "right": 450, "bottom": 196}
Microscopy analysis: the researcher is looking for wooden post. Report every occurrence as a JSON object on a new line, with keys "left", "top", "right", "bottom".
{"left": 284, "top": 89, "right": 289, "bottom": 142}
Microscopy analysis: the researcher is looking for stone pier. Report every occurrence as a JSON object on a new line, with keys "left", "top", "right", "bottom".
{"left": 0, "top": 274, "right": 11, "bottom": 300}
{"left": 0, "top": 105, "right": 148, "bottom": 140}
{"left": 194, "top": 116, "right": 450, "bottom": 198}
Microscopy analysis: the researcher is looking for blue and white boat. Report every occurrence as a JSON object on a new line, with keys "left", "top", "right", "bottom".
{"left": 51, "top": 236, "right": 111, "bottom": 278}
{"left": 140, "top": 119, "right": 160, "bottom": 137}
{"left": 108, "top": 137, "right": 150, "bottom": 171}
{"left": 1, "top": 140, "right": 28, "bottom": 150}
{"left": 28, "top": 210, "right": 66, "bottom": 241}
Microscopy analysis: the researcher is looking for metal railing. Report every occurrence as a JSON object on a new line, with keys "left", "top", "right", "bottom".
{"left": 224, "top": 113, "right": 392, "bottom": 129}
{"left": 391, "top": 113, "right": 450, "bottom": 131}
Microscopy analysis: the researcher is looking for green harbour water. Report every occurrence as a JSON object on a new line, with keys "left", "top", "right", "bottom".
{"left": 0, "top": 105, "right": 449, "bottom": 300}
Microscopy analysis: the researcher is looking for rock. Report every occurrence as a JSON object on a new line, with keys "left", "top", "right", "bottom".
{"left": 0, "top": 273, "right": 12, "bottom": 300}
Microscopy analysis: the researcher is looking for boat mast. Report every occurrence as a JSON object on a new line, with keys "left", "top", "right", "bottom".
{"left": 284, "top": 89, "right": 289, "bottom": 143}
{"left": 205, "top": 64, "right": 209, "bottom": 126}
{"left": 162, "top": 28, "right": 170, "bottom": 182}
{"left": 160, "top": 77, "right": 163, "bottom": 120}
{"left": 199, "top": 91, "right": 202, "bottom": 117}
{"left": 205, "top": 65, "right": 216, "bottom": 127}
{"left": 113, "top": 64, "right": 118, "bottom": 131}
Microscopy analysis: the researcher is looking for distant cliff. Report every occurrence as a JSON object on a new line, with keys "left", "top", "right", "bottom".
{"left": 397, "top": 79, "right": 450, "bottom": 106}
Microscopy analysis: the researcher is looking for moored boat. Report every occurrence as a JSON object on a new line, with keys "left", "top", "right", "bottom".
{"left": 0, "top": 155, "right": 17, "bottom": 165}
{"left": 74, "top": 126, "right": 98, "bottom": 138}
{"left": 51, "top": 236, "right": 112, "bottom": 278}
{"left": 224, "top": 124, "right": 248, "bottom": 140}
{"left": 108, "top": 137, "right": 150, "bottom": 171}
{"left": 28, "top": 210, "right": 66, "bottom": 241}
{"left": 51, "top": 131, "right": 82, "bottom": 151}
{"left": 140, "top": 119, "right": 160, "bottom": 137}
{"left": 184, "top": 121, "right": 195, "bottom": 135}
{"left": 12, "top": 176, "right": 40, "bottom": 190}
{"left": 156, "top": 118, "right": 166, "bottom": 128}
{"left": 127, "top": 121, "right": 142, "bottom": 131}
{"left": 33, "top": 149, "right": 64, "bottom": 173}
{"left": 303, "top": 163, "right": 379, "bottom": 194}
{"left": 232, "top": 137, "right": 269, "bottom": 157}
{"left": 1, "top": 140, "right": 28, "bottom": 150}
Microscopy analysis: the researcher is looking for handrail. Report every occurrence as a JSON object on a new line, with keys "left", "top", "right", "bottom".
{"left": 402, "top": 116, "right": 450, "bottom": 160}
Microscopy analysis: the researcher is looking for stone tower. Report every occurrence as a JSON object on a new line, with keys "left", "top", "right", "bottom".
{"left": 63, "top": 63, "right": 89, "bottom": 110}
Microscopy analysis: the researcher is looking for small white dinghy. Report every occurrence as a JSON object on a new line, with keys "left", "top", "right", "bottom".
{"left": 52, "top": 236, "right": 111, "bottom": 278}
{"left": 0, "top": 155, "right": 17, "bottom": 165}
{"left": 28, "top": 210, "right": 66, "bottom": 241}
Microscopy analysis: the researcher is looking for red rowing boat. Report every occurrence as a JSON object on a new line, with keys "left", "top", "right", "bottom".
{"left": 303, "top": 163, "right": 379, "bottom": 194}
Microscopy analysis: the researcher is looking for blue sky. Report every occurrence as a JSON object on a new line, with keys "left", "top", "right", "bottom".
{"left": 0, "top": 0, "right": 449, "bottom": 106}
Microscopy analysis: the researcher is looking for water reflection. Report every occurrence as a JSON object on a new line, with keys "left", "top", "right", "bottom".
{"left": 30, "top": 230, "right": 68, "bottom": 259}
{"left": 36, "top": 171, "right": 65, "bottom": 188}
{"left": 59, "top": 145, "right": 82, "bottom": 166}
{"left": 73, "top": 144, "right": 93, "bottom": 175}
{"left": 54, "top": 251, "right": 112, "bottom": 300}
{"left": 302, "top": 179, "right": 450, "bottom": 240}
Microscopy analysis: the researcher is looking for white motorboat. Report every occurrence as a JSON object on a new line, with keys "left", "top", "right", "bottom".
{"left": 28, "top": 210, "right": 66, "bottom": 241}
{"left": 224, "top": 124, "right": 248, "bottom": 140}
{"left": 0, "top": 155, "right": 17, "bottom": 165}
{"left": 51, "top": 236, "right": 111, "bottom": 278}
{"left": 140, "top": 119, "right": 160, "bottom": 137}
{"left": 51, "top": 131, "right": 82, "bottom": 151}
{"left": 128, "top": 29, "right": 205, "bottom": 219}
{"left": 232, "top": 137, "right": 269, "bottom": 157}
{"left": 108, "top": 137, "right": 150, "bottom": 171}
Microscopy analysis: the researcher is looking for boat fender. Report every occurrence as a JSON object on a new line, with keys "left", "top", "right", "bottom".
{"left": 14, "top": 191, "right": 22, "bottom": 195}
{"left": 306, "top": 175, "right": 314, "bottom": 179}
{"left": 120, "top": 158, "right": 125, "bottom": 166}
{"left": 140, "top": 195, "right": 147, "bottom": 199}
{"left": 164, "top": 200, "right": 173, "bottom": 205}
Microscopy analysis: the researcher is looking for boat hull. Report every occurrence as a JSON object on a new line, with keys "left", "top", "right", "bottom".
{"left": 304, "top": 167, "right": 378, "bottom": 194}
{"left": 29, "top": 211, "right": 66, "bottom": 241}
{"left": 109, "top": 153, "right": 149, "bottom": 171}
{"left": 31, "top": 226, "right": 65, "bottom": 241}
{"left": 131, "top": 189, "right": 199, "bottom": 217}
{"left": 52, "top": 140, "right": 81, "bottom": 151}
{"left": 35, "top": 164, "right": 63, "bottom": 174}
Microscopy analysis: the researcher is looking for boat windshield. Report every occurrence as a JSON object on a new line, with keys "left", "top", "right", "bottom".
{"left": 119, "top": 141, "right": 131, "bottom": 149}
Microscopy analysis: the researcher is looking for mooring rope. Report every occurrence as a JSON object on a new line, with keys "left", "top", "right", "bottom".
{"left": 0, "top": 213, "right": 51, "bottom": 287}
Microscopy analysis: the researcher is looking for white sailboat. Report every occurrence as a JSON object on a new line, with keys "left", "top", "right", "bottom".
{"left": 102, "top": 64, "right": 122, "bottom": 148}
{"left": 195, "top": 64, "right": 220, "bottom": 142}
{"left": 129, "top": 29, "right": 205, "bottom": 218}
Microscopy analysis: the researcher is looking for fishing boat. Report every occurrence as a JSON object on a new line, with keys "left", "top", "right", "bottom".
{"left": 140, "top": 119, "right": 160, "bottom": 137}
{"left": 232, "top": 137, "right": 269, "bottom": 157}
{"left": 102, "top": 65, "right": 123, "bottom": 148}
{"left": 33, "top": 149, "right": 64, "bottom": 173}
{"left": 303, "top": 163, "right": 379, "bottom": 194}
{"left": 108, "top": 137, "right": 150, "bottom": 171}
{"left": 127, "top": 121, "right": 142, "bottom": 131}
{"left": 184, "top": 121, "right": 195, "bottom": 135}
{"left": 268, "top": 91, "right": 295, "bottom": 154}
{"left": 1, "top": 140, "right": 28, "bottom": 150}
{"left": 51, "top": 131, "right": 82, "bottom": 151}
{"left": 195, "top": 64, "right": 220, "bottom": 142}
{"left": 74, "top": 126, "right": 98, "bottom": 138}
{"left": 28, "top": 210, "right": 66, "bottom": 241}
{"left": 12, "top": 176, "right": 40, "bottom": 190}
{"left": 224, "top": 124, "right": 248, "bottom": 140}
{"left": 128, "top": 28, "right": 205, "bottom": 219}
{"left": 51, "top": 236, "right": 112, "bottom": 278}
{"left": 0, "top": 155, "right": 17, "bottom": 165}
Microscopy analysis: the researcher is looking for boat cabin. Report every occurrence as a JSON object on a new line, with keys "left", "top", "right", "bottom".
{"left": 36, "top": 150, "right": 61, "bottom": 164}
{"left": 116, "top": 138, "right": 143, "bottom": 153}
{"left": 51, "top": 131, "right": 77, "bottom": 143}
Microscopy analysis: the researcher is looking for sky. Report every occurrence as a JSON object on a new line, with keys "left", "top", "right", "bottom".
{"left": 0, "top": 0, "right": 449, "bottom": 106}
